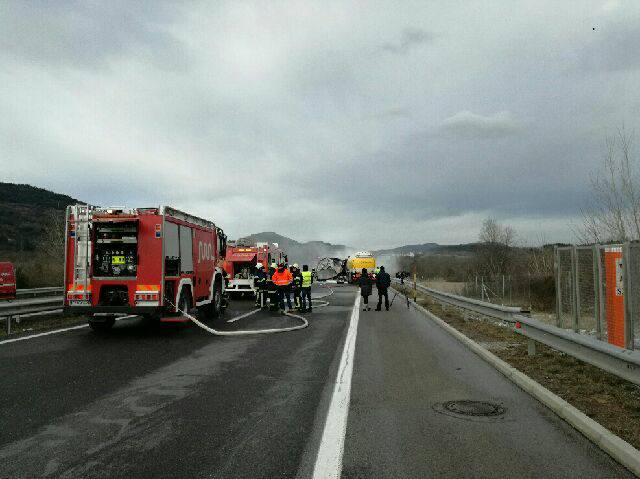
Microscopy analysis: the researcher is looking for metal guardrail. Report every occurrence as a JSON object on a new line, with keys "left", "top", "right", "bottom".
{"left": 411, "top": 283, "right": 526, "bottom": 321}
{"left": 0, "top": 297, "right": 64, "bottom": 335}
{"left": 15, "top": 287, "right": 64, "bottom": 299}
{"left": 394, "top": 279, "right": 640, "bottom": 387}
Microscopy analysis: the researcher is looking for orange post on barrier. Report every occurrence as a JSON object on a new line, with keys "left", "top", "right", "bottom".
{"left": 604, "top": 247, "right": 625, "bottom": 348}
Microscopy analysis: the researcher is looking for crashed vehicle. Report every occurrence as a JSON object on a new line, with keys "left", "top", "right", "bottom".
{"left": 315, "top": 257, "right": 346, "bottom": 282}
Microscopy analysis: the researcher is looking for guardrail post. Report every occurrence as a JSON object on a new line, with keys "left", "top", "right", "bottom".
{"left": 527, "top": 338, "right": 536, "bottom": 356}
{"left": 593, "top": 245, "right": 603, "bottom": 340}
{"left": 571, "top": 246, "right": 580, "bottom": 332}
{"left": 555, "top": 246, "right": 562, "bottom": 327}
{"left": 623, "top": 242, "right": 634, "bottom": 349}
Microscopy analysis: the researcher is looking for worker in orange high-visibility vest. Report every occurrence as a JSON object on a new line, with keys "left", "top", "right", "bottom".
{"left": 272, "top": 262, "right": 293, "bottom": 313}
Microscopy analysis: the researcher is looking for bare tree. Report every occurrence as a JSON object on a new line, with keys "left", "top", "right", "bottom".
{"left": 477, "top": 217, "right": 517, "bottom": 276}
{"left": 526, "top": 234, "right": 554, "bottom": 277}
{"left": 578, "top": 128, "right": 640, "bottom": 243}
{"left": 37, "top": 209, "right": 66, "bottom": 259}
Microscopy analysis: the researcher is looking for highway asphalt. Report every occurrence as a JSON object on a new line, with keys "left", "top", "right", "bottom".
{"left": 0, "top": 284, "right": 634, "bottom": 478}
{"left": 341, "top": 295, "right": 633, "bottom": 478}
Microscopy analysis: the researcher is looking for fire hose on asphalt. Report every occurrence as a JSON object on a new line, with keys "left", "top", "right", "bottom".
{"left": 170, "top": 285, "right": 334, "bottom": 336}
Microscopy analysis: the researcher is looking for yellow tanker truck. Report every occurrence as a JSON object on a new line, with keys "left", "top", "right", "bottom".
{"left": 347, "top": 251, "right": 376, "bottom": 283}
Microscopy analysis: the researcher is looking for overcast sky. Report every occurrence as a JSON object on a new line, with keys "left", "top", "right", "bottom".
{"left": 2, "top": 0, "right": 640, "bottom": 249}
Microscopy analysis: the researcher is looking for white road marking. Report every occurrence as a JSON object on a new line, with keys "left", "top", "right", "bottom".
{"left": 226, "top": 308, "right": 261, "bottom": 323}
{"left": 1, "top": 306, "right": 272, "bottom": 345}
{"left": 312, "top": 293, "right": 361, "bottom": 479}
{"left": 0, "top": 324, "right": 88, "bottom": 345}
{"left": 0, "top": 315, "right": 139, "bottom": 345}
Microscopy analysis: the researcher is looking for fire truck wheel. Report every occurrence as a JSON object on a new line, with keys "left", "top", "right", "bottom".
{"left": 201, "top": 281, "right": 223, "bottom": 320}
{"left": 88, "top": 317, "right": 115, "bottom": 332}
{"left": 178, "top": 288, "right": 192, "bottom": 316}
{"left": 212, "top": 281, "right": 223, "bottom": 317}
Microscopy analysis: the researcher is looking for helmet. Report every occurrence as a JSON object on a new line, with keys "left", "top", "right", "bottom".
{"left": 256, "top": 263, "right": 263, "bottom": 269}
{"left": 293, "top": 263, "right": 299, "bottom": 268}
{"left": 271, "top": 262, "right": 277, "bottom": 269}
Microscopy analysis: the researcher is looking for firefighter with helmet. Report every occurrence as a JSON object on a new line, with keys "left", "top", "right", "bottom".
{"left": 290, "top": 263, "right": 303, "bottom": 310}
{"left": 267, "top": 262, "right": 278, "bottom": 310}
{"left": 300, "top": 264, "right": 313, "bottom": 313}
{"left": 254, "top": 263, "right": 268, "bottom": 308}
{"left": 272, "top": 262, "right": 293, "bottom": 313}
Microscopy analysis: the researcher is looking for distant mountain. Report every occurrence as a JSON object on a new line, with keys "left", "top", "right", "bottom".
{"left": 373, "top": 242, "right": 481, "bottom": 257}
{"left": 238, "top": 232, "right": 348, "bottom": 267}
{"left": 0, "top": 182, "right": 78, "bottom": 252}
{"left": 373, "top": 242, "right": 440, "bottom": 256}
{"left": 431, "top": 243, "right": 480, "bottom": 255}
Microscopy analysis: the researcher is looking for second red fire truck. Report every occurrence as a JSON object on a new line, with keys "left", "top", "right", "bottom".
{"left": 63, "top": 204, "right": 227, "bottom": 331}
{"left": 222, "top": 241, "right": 286, "bottom": 296}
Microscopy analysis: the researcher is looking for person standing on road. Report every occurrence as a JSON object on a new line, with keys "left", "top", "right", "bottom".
{"left": 300, "top": 264, "right": 313, "bottom": 313}
{"left": 359, "top": 268, "right": 372, "bottom": 311}
{"left": 375, "top": 265, "right": 391, "bottom": 311}
{"left": 272, "top": 262, "right": 293, "bottom": 313}
{"left": 266, "top": 262, "right": 278, "bottom": 310}
{"left": 291, "top": 263, "right": 303, "bottom": 310}
{"left": 254, "top": 263, "right": 268, "bottom": 308}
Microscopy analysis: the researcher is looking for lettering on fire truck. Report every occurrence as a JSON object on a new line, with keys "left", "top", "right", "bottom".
{"left": 198, "top": 241, "right": 213, "bottom": 264}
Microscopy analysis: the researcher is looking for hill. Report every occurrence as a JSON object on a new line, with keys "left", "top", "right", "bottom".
{"left": 373, "top": 242, "right": 481, "bottom": 257}
{"left": 239, "top": 232, "right": 348, "bottom": 267}
{"left": 0, "top": 183, "right": 78, "bottom": 252}
{"left": 372, "top": 242, "right": 439, "bottom": 256}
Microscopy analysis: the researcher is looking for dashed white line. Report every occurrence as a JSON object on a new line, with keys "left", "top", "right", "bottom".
{"left": 0, "top": 324, "right": 88, "bottom": 345}
{"left": 312, "top": 293, "right": 361, "bottom": 479}
{"left": 0, "top": 315, "right": 137, "bottom": 345}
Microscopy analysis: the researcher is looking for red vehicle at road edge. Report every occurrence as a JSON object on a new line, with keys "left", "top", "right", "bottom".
{"left": 63, "top": 204, "right": 227, "bottom": 331}
{"left": 0, "top": 262, "right": 16, "bottom": 300}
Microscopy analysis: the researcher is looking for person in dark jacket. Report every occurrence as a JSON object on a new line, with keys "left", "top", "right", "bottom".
{"left": 290, "top": 263, "right": 303, "bottom": 310}
{"left": 358, "top": 268, "right": 373, "bottom": 311}
{"left": 267, "top": 262, "right": 278, "bottom": 310}
{"left": 375, "top": 265, "right": 391, "bottom": 311}
{"left": 253, "top": 263, "right": 268, "bottom": 308}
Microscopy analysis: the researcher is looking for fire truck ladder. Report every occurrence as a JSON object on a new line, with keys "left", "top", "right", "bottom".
{"left": 72, "top": 205, "right": 92, "bottom": 293}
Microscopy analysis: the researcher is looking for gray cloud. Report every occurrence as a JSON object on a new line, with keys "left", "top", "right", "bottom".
{"left": 374, "top": 107, "right": 412, "bottom": 119}
{"left": 439, "top": 111, "right": 521, "bottom": 139}
{"left": 0, "top": 1, "right": 190, "bottom": 70}
{"left": 381, "top": 27, "right": 433, "bottom": 54}
{"left": 1, "top": 1, "right": 640, "bottom": 249}
{"left": 573, "top": 8, "right": 640, "bottom": 72}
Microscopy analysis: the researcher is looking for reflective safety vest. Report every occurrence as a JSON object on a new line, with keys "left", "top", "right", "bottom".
{"left": 272, "top": 269, "right": 293, "bottom": 286}
{"left": 301, "top": 271, "right": 312, "bottom": 288}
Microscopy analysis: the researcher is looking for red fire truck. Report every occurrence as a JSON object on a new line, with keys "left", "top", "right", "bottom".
{"left": 222, "top": 241, "right": 286, "bottom": 296}
{"left": 0, "top": 262, "right": 16, "bottom": 300}
{"left": 63, "top": 204, "right": 227, "bottom": 331}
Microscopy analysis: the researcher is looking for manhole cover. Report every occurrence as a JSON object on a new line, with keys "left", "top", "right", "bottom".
{"left": 442, "top": 400, "right": 505, "bottom": 417}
